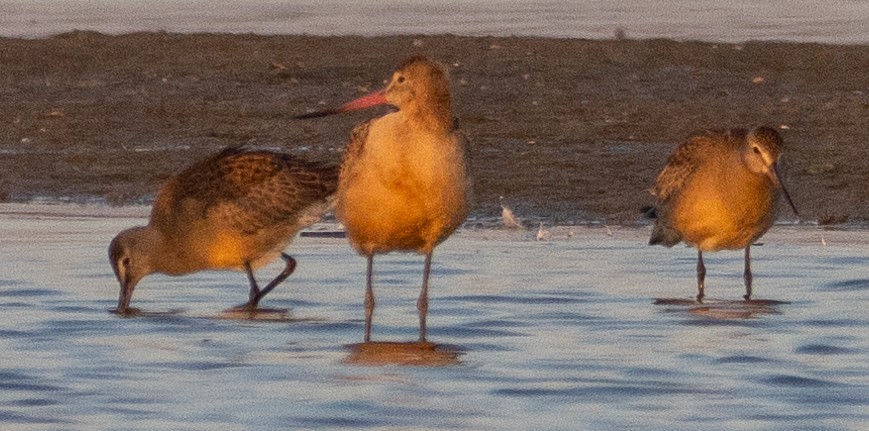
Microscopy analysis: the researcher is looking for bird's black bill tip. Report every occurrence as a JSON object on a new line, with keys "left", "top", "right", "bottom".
{"left": 292, "top": 109, "right": 340, "bottom": 120}
{"left": 771, "top": 164, "right": 799, "bottom": 218}
{"left": 778, "top": 182, "right": 799, "bottom": 218}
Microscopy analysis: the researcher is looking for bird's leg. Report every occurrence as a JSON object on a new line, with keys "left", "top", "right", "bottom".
{"left": 743, "top": 246, "right": 753, "bottom": 301}
{"left": 251, "top": 253, "right": 297, "bottom": 307}
{"left": 696, "top": 250, "right": 706, "bottom": 303}
{"left": 417, "top": 251, "right": 433, "bottom": 343}
{"left": 364, "top": 254, "right": 375, "bottom": 343}
{"left": 244, "top": 261, "right": 260, "bottom": 306}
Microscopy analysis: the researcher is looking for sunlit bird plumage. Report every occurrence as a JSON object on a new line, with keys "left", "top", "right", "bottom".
{"left": 108, "top": 146, "right": 338, "bottom": 313}
{"left": 295, "top": 56, "right": 472, "bottom": 342}
{"left": 647, "top": 126, "right": 798, "bottom": 302}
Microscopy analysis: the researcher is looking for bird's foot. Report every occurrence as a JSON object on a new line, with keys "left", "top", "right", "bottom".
{"left": 111, "top": 307, "right": 142, "bottom": 317}
{"left": 227, "top": 302, "right": 258, "bottom": 312}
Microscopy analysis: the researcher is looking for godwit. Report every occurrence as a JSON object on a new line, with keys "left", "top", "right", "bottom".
{"left": 295, "top": 56, "right": 472, "bottom": 342}
{"left": 647, "top": 126, "right": 798, "bottom": 303}
{"left": 108, "top": 146, "right": 338, "bottom": 314}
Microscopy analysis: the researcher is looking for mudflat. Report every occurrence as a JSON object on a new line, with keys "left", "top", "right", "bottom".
{"left": 1, "top": 32, "right": 867, "bottom": 224}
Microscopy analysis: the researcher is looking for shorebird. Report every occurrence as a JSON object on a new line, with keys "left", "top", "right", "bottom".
{"left": 108, "top": 146, "right": 338, "bottom": 314}
{"left": 295, "top": 56, "right": 472, "bottom": 342}
{"left": 647, "top": 126, "right": 798, "bottom": 303}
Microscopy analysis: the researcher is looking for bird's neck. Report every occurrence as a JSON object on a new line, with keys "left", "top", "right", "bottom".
{"left": 138, "top": 226, "right": 188, "bottom": 275}
{"left": 402, "top": 97, "right": 452, "bottom": 133}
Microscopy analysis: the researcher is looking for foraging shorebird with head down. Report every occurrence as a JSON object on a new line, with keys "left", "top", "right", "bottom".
{"left": 295, "top": 56, "right": 472, "bottom": 342}
{"left": 109, "top": 146, "right": 338, "bottom": 314}
{"left": 646, "top": 126, "right": 798, "bottom": 303}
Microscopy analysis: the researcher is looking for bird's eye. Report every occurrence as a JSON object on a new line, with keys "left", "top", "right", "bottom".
{"left": 752, "top": 146, "right": 761, "bottom": 154}
{"left": 396, "top": 75, "right": 406, "bottom": 84}
{"left": 121, "top": 257, "right": 131, "bottom": 268}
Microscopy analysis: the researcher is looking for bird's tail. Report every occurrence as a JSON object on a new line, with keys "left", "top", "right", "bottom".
{"left": 643, "top": 205, "right": 682, "bottom": 246}
{"left": 640, "top": 205, "right": 657, "bottom": 219}
{"left": 648, "top": 223, "right": 681, "bottom": 247}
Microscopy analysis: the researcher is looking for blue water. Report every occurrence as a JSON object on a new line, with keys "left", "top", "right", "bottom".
{"left": 1, "top": 0, "right": 868, "bottom": 43}
{"left": 0, "top": 206, "right": 866, "bottom": 429}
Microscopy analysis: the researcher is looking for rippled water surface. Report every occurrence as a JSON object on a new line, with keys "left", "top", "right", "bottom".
{"left": 0, "top": 205, "right": 867, "bottom": 430}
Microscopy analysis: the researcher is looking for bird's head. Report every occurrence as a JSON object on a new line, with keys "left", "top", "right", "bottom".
{"left": 743, "top": 126, "right": 798, "bottom": 216}
{"left": 292, "top": 56, "right": 451, "bottom": 127}
{"left": 109, "top": 227, "right": 156, "bottom": 315}
{"left": 383, "top": 56, "right": 451, "bottom": 114}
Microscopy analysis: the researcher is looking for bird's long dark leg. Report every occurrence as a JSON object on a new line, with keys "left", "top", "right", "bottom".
{"left": 696, "top": 250, "right": 706, "bottom": 303}
{"left": 364, "top": 254, "right": 375, "bottom": 343}
{"left": 417, "top": 251, "right": 433, "bottom": 343}
{"left": 743, "top": 246, "right": 753, "bottom": 301}
{"left": 250, "top": 253, "right": 297, "bottom": 307}
{"left": 244, "top": 262, "right": 260, "bottom": 306}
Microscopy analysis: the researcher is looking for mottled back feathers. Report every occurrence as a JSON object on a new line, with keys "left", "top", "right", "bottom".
{"left": 340, "top": 121, "right": 373, "bottom": 186}
{"left": 653, "top": 128, "right": 747, "bottom": 202}
{"left": 152, "top": 146, "right": 339, "bottom": 235}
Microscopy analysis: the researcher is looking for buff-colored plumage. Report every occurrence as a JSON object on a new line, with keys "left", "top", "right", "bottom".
{"left": 338, "top": 61, "right": 471, "bottom": 256}
{"left": 109, "top": 146, "right": 338, "bottom": 313}
{"left": 648, "top": 126, "right": 797, "bottom": 302}
{"left": 333, "top": 57, "right": 472, "bottom": 342}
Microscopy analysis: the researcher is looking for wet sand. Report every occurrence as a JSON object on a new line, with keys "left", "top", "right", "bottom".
{"left": 1, "top": 32, "right": 868, "bottom": 224}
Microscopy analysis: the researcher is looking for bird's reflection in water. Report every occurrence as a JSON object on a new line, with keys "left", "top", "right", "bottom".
{"left": 215, "top": 307, "right": 293, "bottom": 321}
{"left": 110, "top": 307, "right": 296, "bottom": 321}
{"left": 655, "top": 298, "right": 787, "bottom": 319}
{"left": 110, "top": 307, "right": 184, "bottom": 318}
{"left": 344, "top": 341, "right": 463, "bottom": 366}
{"left": 111, "top": 307, "right": 144, "bottom": 317}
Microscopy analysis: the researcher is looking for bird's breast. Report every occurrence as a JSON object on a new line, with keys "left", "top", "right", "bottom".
{"left": 674, "top": 170, "right": 775, "bottom": 251}
{"left": 337, "top": 124, "right": 469, "bottom": 254}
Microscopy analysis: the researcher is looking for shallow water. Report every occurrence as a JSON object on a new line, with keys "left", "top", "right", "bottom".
{"left": 0, "top": 205, "right": 867, "bottom": 430}
{"left": 2, "top": 0, "right": 868, "bottom": 43}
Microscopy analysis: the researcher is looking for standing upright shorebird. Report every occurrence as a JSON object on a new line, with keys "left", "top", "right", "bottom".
{"left": 109, "top": 146, "right": 338, "bottom": 314}
{"left": 295, "top": 56, "right": 472, "bottom": 342}
{"left": 647, "top": 126, "right": 798, "bottom": 303}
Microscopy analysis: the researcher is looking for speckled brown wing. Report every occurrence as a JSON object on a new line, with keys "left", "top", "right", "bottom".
{"left": 339, "top": 119, "right": 373, "bottom": 184}
{"left": 153, "top": 147, "right": 338, "bottom": 235}
{"left": 653, "top": 131, "right": 721, "bottom": 202}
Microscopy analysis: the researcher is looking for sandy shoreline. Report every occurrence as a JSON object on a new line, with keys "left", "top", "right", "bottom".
{"left": 1, "top": 32, "right": 868, "bottom": 225}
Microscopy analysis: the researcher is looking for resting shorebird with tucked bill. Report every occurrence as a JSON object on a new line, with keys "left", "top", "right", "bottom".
{"left": 295, "top": 56, "right": 472, "bottom": 343}
{"left": 109, "top": 146, "right": 338, "bottom": 314}
{"left": 646, "top": 126, "right": 798, "bottom": 303}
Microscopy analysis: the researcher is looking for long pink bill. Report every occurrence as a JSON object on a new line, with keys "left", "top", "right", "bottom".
{"left": 294, "top": 90, "right": 388, "bottom": 119}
